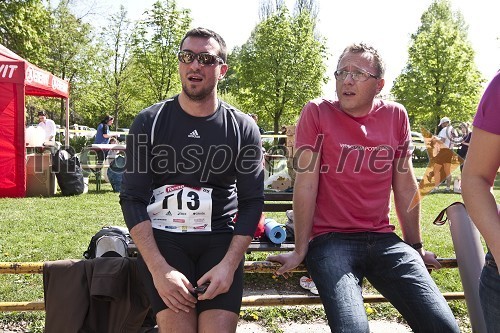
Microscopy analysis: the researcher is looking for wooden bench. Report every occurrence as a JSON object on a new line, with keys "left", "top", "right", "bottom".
{"left": 244, "top": 191, "right": 462, "bottom": 306}
{"left": 0, "top": 257, "right": 462, "bottom": 311}
{"left": 0, "top": 192, "right": 463, "bottom": 312}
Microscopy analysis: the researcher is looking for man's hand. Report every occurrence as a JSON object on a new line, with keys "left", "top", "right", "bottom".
{"left": 266, "top": 250, "right": 305, "bottom": 278}
{"left": 152, "top": 268, "right": 197, "bottom": 313}
{"left": 420, "top": 249, "right": 442, "bottom": 270}
{"left": 196, "top": 261, "right": 235, "bottom": 301}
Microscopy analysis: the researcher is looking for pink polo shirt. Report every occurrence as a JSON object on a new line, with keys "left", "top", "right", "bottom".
{"left": 296, "top": 98, "right": 412, "bottom": 238}
{"left": 474, "top": 71, "right": 500, "bottom": 135}
{"left": 473, "top": 71, "right": 500, "bottom": 217}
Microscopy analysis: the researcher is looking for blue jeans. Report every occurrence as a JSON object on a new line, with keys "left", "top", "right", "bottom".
{"left": 306, "top": 232, "right": 460, "bottom": 333}
{"left": 480, "top": 251, "right": 500, "bottom": 333}
{"left": 107, "top": 168, "right": 122, "bottom": 192}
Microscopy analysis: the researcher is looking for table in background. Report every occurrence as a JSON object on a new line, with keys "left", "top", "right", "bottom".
{"left": 264, "top": 154, "right": 286, "bottom": 177}
{"left": 80, "top": 144, "right": 126, "bottom": 191}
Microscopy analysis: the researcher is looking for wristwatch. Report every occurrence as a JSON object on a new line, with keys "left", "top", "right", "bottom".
{"left": 410, "top": 242, "right": 423, "bottom": 250}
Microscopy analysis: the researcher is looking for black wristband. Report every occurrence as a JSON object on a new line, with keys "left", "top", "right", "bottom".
{"left": 410, "top": 242, "right": 423, "bottom": 250}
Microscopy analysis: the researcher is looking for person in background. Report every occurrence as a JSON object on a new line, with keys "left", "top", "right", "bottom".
{"left": 432, "top": 116, "right": 454, "bottom": 191}
{"left": 94, "top": 115, "right": 114, "bottom": 163}
{"left": 462, "top": 71, "right": 500, "bottom": 333}
{"left": 456, "top": 122, "right": 471, "bottom": 172}
{"left": 105, "top": 137, "right": 119, "bottom": 159}
{"left": 105, "top": 137, "right": 124, "bottom": 193}
{"left": 120, "top": 27, "right": 263, "bottom": 333}
{"left": 37, "top": 111, "right": 56, "bottom": 142}
{"left": 278, "top": 126, "right": 287, "bottom": 146}
{"left": 249, "top": 113, "right": 265, "bottom": 134}
{"left": 94, "top": 115, "right": 114, "bottom": 144}
{"left": 267, "top": 43, "right": 459, "bottom": 333}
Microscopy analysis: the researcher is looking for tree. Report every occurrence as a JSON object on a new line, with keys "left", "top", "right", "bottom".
{"left": 293, "top": 0, "right": 318, "bottom": 24}
{"left": 131, "top": 0, "right": 191, "bottom": 104}
{"left": 18, "top": 0, "right": 98, "bottom": 129}
{"left": 92, "top": 6, "right": 136, "bottom": 130}
{"left": 36, "top": 0, "right": 98, "bottom": 127}
{"left": 233, "top": 6, "right": 327, "bottom": 133}
{"left": 54, "top": 0, "right": 152, "bottom": 129}
{"left": 258, "top": 0, "right": 285, "bottom": 21}
{"left": 391, "top": 0, "right": 483, "bottom": 133}
{"left": 0, "top": 0, "right": 51, "bottom": 64}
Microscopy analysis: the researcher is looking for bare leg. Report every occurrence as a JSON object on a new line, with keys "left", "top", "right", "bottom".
{"left": 198, "top": 309, "right": 239, "bottom": 333}
{"left": 156, "top": 308, "right": 197, "bottom": 333}
{"left": 434, "top": 164, "right": 443, "bottom": 188}
{"left": 443, "top": 163, "right": 451, "bottom": 189}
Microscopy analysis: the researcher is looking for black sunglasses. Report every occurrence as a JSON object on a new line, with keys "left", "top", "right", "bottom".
{"left": 177, "top": 50, "right": 224, "bottom": 66}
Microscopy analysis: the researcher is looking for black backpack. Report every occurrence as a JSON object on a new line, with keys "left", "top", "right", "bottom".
{"left": 52, "top": 147, "right": 85, "bottom": 196}
{"left": 83, "top": 226, "right": 131, "bottom": 259}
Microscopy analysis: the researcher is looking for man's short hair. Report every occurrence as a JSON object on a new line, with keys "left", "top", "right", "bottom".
{"left": 37, "top": 111, "right": 46, "bottom": 116}
{"left": 337, "top": 43, "right": 386, "bottom": 78}
{"left": 179, "top": 27, "right": 227, "bottom": 63}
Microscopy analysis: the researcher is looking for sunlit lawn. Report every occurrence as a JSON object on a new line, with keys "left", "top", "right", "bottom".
{"left": 0, "top": 164, "right": 498, "bottom": 332}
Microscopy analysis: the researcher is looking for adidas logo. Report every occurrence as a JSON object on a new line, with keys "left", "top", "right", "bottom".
{"left": 188, "top": 130, "right": 200, "bottom": 139}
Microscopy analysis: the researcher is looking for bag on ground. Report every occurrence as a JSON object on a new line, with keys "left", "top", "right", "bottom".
{"left": 83, "top": 226, "right": 131, "bottom": 259}
{"left": 52, "top": 148, "right": 85, "bottom": 196}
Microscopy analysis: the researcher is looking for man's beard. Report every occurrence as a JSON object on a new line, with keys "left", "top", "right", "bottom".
{"left": 182, "top": 81, "right": 215, "bottom": 101}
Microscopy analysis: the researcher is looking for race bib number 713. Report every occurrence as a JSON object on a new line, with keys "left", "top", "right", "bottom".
{"left": 147, "top": 184, "right": 213, "bottom": 232}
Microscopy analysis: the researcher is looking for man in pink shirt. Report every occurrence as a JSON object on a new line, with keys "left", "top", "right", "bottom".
{"left": 268, "top": 43, "right": 459, "bottom": 333}
{"left": 462, "top": 71, "right": 500, "bottom": 332}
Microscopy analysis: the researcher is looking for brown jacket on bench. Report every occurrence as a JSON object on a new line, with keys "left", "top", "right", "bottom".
{"left": 43, "top": 257, "right": 150, "bottom": 333}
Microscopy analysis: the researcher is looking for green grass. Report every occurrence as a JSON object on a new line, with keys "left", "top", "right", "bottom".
{"left": 1, "top": 167, "right": 499, "bottom": 332}
{"left": 0, "top": 181, "right": 122, "bottom": 332}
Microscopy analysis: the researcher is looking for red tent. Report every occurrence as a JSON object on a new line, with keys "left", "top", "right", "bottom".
{"left": 0, "top": 44, "right": 70, "bottom": 197}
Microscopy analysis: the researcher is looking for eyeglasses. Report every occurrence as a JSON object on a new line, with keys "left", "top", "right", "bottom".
{"left": 334, "top": 70, "right": 378, "bottom": 82}
{"left": 177, "top": 50, "right": 224, "bottom": 66}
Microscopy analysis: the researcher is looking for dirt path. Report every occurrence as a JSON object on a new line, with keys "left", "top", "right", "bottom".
{"left": 237, "top": 320, "right": 411, "bottom": 332}
{"left": 240, "top": 274, "right": 412, "bottom": 333}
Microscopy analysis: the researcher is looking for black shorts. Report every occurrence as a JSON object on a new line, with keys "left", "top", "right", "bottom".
{"left": 137, "top": 230, "right": 244, "bottom": 316}
{"left": 434, "top": 148, "right": 453, "bottom": 164}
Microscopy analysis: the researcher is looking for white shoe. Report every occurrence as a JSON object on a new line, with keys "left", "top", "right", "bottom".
{"left": 300, "top": 276, "right": 319, "bottom": 295}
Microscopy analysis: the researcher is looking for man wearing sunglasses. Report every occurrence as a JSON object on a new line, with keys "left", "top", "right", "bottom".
{"left": 120, "top": 28, "right": 264, "bottom": 333}
{"left": 268, "top": 43, "right": 459, "bottom": 332}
